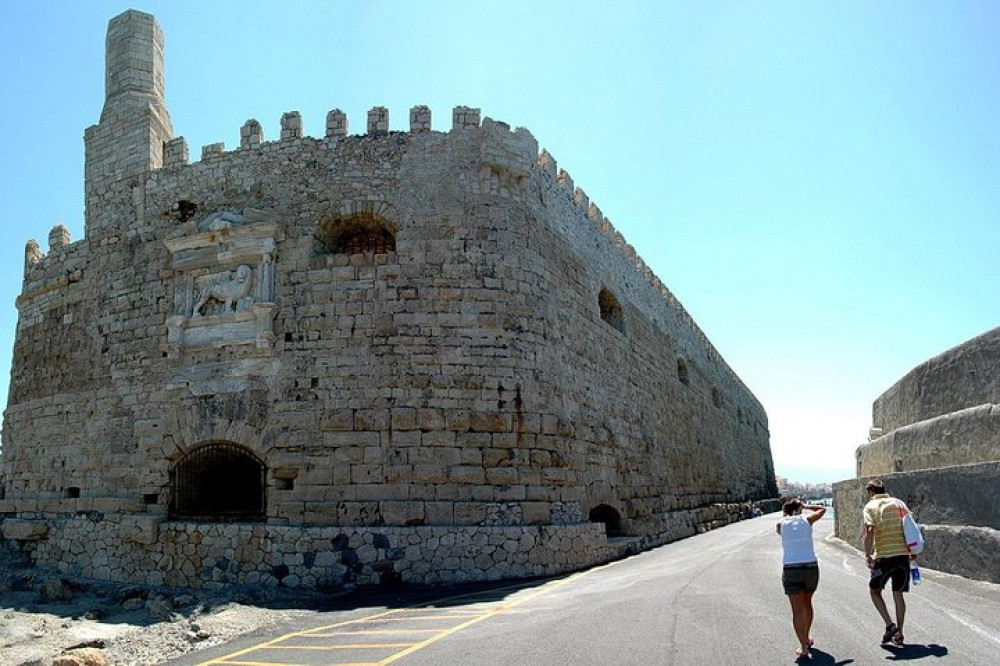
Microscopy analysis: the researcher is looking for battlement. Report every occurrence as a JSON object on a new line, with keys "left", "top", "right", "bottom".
{"left": 152, "top": 102, "right": 692, "bottom": 330}
{"left": 49, "top": 92, "right": 749, "bottom": 395}
{"left": 22, "top": 225, "right": 88, "bottom": 287}
{"left": 157, "top": 104, "right": 499, "bottom": 168}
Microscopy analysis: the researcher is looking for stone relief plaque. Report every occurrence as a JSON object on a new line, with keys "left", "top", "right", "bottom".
{"left": 164, "top": 209, "right": 280, "bottom": 355}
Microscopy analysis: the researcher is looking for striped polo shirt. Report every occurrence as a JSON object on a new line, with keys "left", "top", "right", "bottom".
{"left": 863, "top": 493, "right": 909, "bottom": 558}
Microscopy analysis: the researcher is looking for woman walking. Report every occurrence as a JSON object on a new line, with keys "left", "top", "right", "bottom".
{"left": 777, "top": 498, "right": 827, "bottom": 660}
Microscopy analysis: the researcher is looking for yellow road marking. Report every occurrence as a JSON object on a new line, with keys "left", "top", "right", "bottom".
{"left": 377, "top": 569, "right": 596, "bottom": 665}
{"left": 201, "top": 608, "right": 405, "bottom": 664}
{"left": 210, "top": 661, "right": 313, "bottom": 666}
{"left": 264, "top": 643, "right": 414, "bottom": 650}
{"left": 367, "top": 615, "right": 478, "bottom": 621}
{"left": 202, "top": 562, "right": 617, "bottom": 666}
{"left": 309, "top": 630, "right": 440, "bottom": 636}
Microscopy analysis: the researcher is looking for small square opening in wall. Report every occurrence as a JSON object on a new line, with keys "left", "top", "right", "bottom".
{"left": 64, "top": 487, "right": 81, "bottom": 499}
{"left": 276, "top": 478, "right": 294, "bottom": 491}
{"left": 598, "top": 288, "right": 624, "bottom": 333}
{"left": 143, "top": 493, "right": 159, "bottom": 505}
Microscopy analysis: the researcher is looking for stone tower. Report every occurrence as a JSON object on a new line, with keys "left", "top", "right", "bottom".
{"left": 84, "top": 10, "right": 173, "bottom": 217}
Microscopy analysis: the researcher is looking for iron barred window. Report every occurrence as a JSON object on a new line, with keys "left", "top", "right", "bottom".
{"left": 170, "top": 441, "right": 266, "bottom": 521}
{"left": 316, "top": 212, "right": 396, "bottom": 256}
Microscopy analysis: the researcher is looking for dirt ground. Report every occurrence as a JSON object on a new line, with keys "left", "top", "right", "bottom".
{"left": 0, "top": 569, "right": 334, "bottom": 666}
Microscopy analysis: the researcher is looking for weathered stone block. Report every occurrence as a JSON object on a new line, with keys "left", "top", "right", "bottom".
{"left": 454, "top": 503, "right": 487, "bottom": 525}
{"left": 2, "top": 519, "right": 49, "bottom": 541}
{"left": 120, "top": 515, "right": 163, "bottom": 545}
{"left": 381, "top": 501, "right": 424, "bottom": 526}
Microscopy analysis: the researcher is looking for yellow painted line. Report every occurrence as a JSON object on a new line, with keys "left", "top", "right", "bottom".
{"left": 309, "top": 630, "right": 440, "bottom": 636}
{"left": 210, "top": 661, "right": 309, "bottom": 666}
{"left": 200, "top": 609, "right": 406, "bottom": 664}
{"left": 370, "top": 614, "right": 479, "bottom": 621}
{"left": 203, "top": 560, "right": 622, "bottom": 666}
{"left": 377, "top": 568, "right": 602, "bottom": 665}
{"left": 261, "top": 643, "right": 414, "bottom": 650}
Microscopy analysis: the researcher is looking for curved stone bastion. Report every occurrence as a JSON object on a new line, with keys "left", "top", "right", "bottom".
{"left": 834, "top": 326, "right": 1000, "bottom": 583}
{"left": 0, "top": 10, "right": 777, "bottom": 591}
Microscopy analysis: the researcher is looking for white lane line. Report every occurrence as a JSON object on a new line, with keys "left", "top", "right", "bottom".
{"left": 922, "top": 599, "right": 1000, "bottom": 647}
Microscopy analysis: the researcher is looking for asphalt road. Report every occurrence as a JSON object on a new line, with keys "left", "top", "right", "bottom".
{"left": 172, "top": 512, "right": 1000, "bottom": 665}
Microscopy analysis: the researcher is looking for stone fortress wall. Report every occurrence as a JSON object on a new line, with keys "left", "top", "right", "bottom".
{"left": 834, "top": 327, "right": 1000, "bottom": 583}
{"left": 0, "top": 10, "right": 777, "bottom": 591}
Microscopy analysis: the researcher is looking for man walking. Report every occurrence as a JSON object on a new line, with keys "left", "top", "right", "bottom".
{"left": 863, "top": 479, "right": 914, "bottom": 645}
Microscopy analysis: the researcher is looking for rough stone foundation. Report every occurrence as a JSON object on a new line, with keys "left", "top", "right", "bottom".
{"left": 1, "top": 502, "right": 769, "bottom": 590}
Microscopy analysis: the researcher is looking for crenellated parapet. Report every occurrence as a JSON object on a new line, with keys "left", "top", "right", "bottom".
{"left": 241, "top": 119, "right": 264, "bottom": 149}
{"left": 22, "top": 225, "right": 86, "bottom": 281}
{"left": 17, "top": 224, "right": 90, "bottom": 330}
{"left": 129, "top": 98, "right": 742, "bottom": 383}
{"left": 280, "top": 111, "right": 303, "bottom": 140}
{"left": 47, "top": 94, "right": 755, "bottom": 402}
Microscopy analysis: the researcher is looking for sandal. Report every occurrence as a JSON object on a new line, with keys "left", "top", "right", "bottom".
{"left": 795, "top": 647, "right": 812, "bottom": 660}
{"left": 881, "top": 623, "right": 897, "bottom": 643}
{"left": 892, "top": 629, "right": 904, "bottom": 646}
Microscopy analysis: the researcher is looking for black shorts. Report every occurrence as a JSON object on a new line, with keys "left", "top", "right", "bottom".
{"left": 870, "top": 555, "right": 910, "bottom": 592}
{"left": 782, "top": 563, "right": 819, "bottom": 595}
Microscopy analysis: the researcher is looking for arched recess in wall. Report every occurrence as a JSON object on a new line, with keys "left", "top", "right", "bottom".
{"left": 169, "top": 441, "right": 266, "bottom": 522}
{"left": 315, "top": 211, "right": 397, "bottom": 257}
{"left": 598, "top": 288, "right": 624, "bottom": 333}
{"left": 589, "top": 503, "right": 625, "bottom": 537}
{"left": 677, "top": 358, "right": 690, "bottom": 385}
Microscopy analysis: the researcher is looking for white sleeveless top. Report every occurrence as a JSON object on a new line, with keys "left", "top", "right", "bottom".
{"left": 780, "top": 514, "right": 817, "bottom": 565}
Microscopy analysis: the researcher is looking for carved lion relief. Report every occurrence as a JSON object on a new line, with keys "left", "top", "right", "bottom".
{"left": 193, "top": 264, "right": 254, "bottom": 317}
{"left": 164, "top": 209, "right": 280, "bottom": 354}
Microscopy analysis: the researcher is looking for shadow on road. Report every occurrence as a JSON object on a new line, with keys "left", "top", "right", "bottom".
{"left": 798, "top": 647, "right": 854, "bottom": 665}
{"left": 0, "top": 566, "right": 563, "bottom": 628}
{"left": 881, "top": 642, "right": 950, "bottom": 660}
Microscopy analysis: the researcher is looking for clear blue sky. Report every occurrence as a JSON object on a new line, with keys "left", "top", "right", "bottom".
{"left": 1, "top": 1, "right": 998, "bottom": 484}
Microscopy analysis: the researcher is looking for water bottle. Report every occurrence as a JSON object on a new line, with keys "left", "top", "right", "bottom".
{"left": 910, "top": 561, "right": 921, "bottom": 585}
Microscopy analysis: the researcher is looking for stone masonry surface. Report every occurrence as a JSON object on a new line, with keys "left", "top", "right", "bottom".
{"left": 0, "top": 10, "right": 777, "bottom": 591}
{"left": 835, "top": 326, "right": 1000, "bottom": 584}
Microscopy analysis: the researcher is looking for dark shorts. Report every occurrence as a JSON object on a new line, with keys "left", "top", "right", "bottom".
{"left": 782, "top": 563, "right": 819, "bottom": 595}
{"left": 870, "top": 555, "right": 910, "bottom": 592}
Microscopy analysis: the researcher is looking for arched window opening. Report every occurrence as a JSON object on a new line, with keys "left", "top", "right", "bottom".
{"left": 598, "top": 288, "right": 624, "bottom": 332}
{"left": 316, "top": 212, "right": 396, "bottom": 256}
{"left": 589, "top": 503, "right": 625, "bottom": 537}
{"left": 677, "top": 358, "right": 690, "bottom": 385}
{"left": 170, "top": 442, "right": 266, "bottom": 522}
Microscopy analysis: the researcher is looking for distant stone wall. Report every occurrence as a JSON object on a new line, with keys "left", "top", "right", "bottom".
{"left": 871, "top": 326, "right": 1000, "bottom": 437}
{"left": 833, "top": 463, "right": 1000, "bottom": 584}
{"left": 858, "top": 404, "right": 1000, "bottom": 476}
{"left": 857, "top": 327, "right": 1000, "bottom": 476}
{"left": 839, "top": 325, "right": 1000, "bottom": 585}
